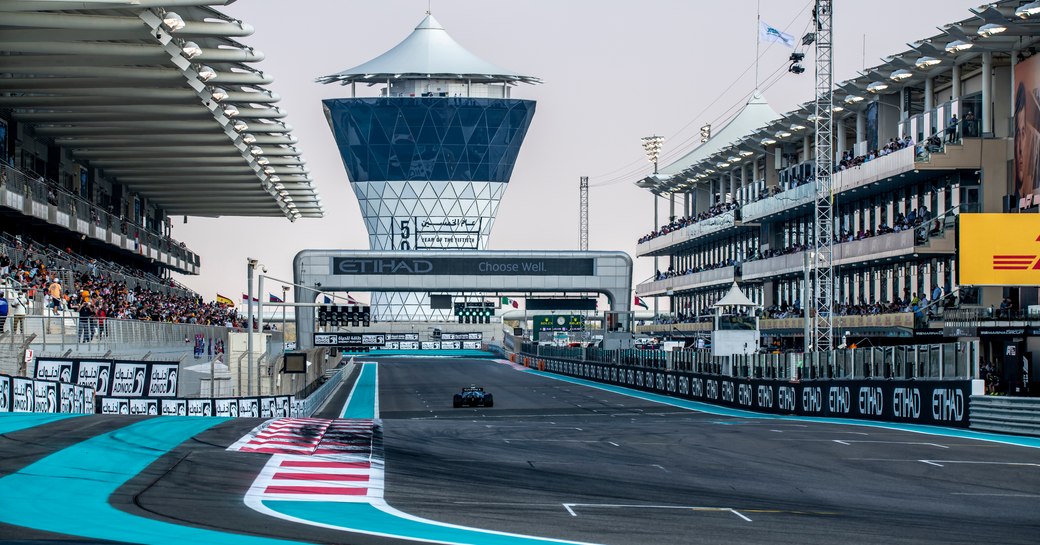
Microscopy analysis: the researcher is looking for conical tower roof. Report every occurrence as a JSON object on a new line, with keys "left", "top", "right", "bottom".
{"left": 317, "top": 14, "right": 540, "bottom": 85}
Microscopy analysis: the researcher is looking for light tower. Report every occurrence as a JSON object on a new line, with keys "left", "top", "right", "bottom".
{"left": 317, "top": 14, "right": 540, "bottom": 320}
{"left": 812, "top": 0, "right": 835, "bottom": 351}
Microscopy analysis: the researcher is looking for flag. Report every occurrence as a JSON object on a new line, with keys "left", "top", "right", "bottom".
{"left": 322, "top": 295, "right": 332, "bottom": 304}
{"left": 241, "top": 293, "right": 258, "bottom": 303}
{"left": 759, "top": 20, "right": 795, "bottom": 48}
{"left": 269, "top": 293, "right": 283, "bottom": 303}
{"left": 500, "top": 296, "right": 519, "bottom": 308}
{"left": 216, "top": 294, "right": 233, "bottom": 306}
{"left": 635, "top": 296, "right": 649, "bottom": 309}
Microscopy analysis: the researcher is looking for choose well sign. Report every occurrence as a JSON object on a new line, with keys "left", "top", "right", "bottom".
{"left": 960, "top": 213, "right": 1040, "bottom": 286}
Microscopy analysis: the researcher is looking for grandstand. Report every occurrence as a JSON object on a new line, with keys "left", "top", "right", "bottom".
{"left": 0, "top": 1, "right": 323, "bottom": 389}
{"left": 633, "top": 0, "right": 1040, "bottom": 387}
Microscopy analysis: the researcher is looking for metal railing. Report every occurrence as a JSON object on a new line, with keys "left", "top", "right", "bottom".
{"left": 0, "top": 315, "right": 239, "bottom": 358}
{"left": 518, "top": 340, "right": 978, "bottom": 381}
{"left": 0, "top": 163, "right": 199, "bottom": 270}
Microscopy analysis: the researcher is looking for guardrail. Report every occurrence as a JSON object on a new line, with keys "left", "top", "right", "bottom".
{"left": 296, "top": 360, "right": 351, "bottom": 417}
{"left": 969, "top": 396, "right": 1040, "bottom": 436}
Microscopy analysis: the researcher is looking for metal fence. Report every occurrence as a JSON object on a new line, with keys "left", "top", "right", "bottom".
{"left": 519, "top": 341, "right": 978, "bottom": 381}
{"left": 0, "top": 315, "right": 238, "bottom": 374}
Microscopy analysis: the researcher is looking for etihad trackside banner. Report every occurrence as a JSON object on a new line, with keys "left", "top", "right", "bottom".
{"left": 34, "top": 358, "right": 179, "bottom": 398}
{"left": 0, "top": 373, "right": 95, "bottom": 415}
{"left": 540, "top": 359, "right": 972, "bottom": 428}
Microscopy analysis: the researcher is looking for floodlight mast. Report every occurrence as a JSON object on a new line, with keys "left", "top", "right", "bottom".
{"left": 812, "top": 0, "right": 835, "bottom": 351}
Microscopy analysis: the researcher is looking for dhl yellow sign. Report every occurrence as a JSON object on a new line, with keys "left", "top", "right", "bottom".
{"left": 960, "top": 213, "right": 1040, "bottom": 285}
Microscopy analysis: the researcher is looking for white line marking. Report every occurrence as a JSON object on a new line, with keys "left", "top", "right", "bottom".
{"left": 730, "top": 509, "right": 752, "bottom": 522}
{"left": 919, "top": 460, "right": 945, "bottom": 467}
{"left": 652, "top": 464, "right": 668, "bottom": 473}
{"left": 951, "top": 493, "right": 1040, "bottom": 497}
{"left": 833, "top": 440, "right": 850, "bottom": 446}
{"left": 608, "top": 441, "right": 620, "bottom": 447}
{"left": 563, "top": 504, "right": 577, "bottom": 517}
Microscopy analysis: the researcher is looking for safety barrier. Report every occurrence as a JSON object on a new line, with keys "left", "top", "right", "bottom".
{"left": 526, "top": 355, "right": 971, "bottom": 428}
{"left": 96, "top": 395, "right": 295, "bottom": 418}
{"left": 969, "top": 396, "right": 1040, "bottom": 437}
{"left": 295, "top": 360, "right": 352, "bottom": 417}
{"left": 0, "top": 372, "right": 96, "bottom": 414}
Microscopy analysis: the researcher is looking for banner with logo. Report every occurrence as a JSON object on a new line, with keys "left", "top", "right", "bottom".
{"left": 77, "top": 360, "right": 111, "bottom": 395}
{"left": 146, "top": 363, "right": 179, "bottom": 397}
{"left": 33, "top": 358, "right": 178, "bottom": 398}
{"left": 129, "top": 398, "right": 159, "bottom": 416}
{"left": 0, "top": 375, "right": 10, "bottom": 412}
{"left": 11, "top": 377, "right": 34, "bottom": 413}
{"left": 160, "top": 399, "right": 187, "bottom": 416}
{"left": 34, "top": 359, "right": 74, "bottom": 384}
{"left": 539, "top": 359, "right": 970, "bottom": 427}
{"left": 98, "top": 394, "right": 295, "bottom": 417}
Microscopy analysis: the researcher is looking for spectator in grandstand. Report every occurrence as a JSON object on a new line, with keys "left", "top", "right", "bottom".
{"left": 76, "top": 299, "right": 94, "bottom": 343}
{"left": 9, "top": 288, "right": 26, "bottom": 335}
{"left": 963, "top": 110, "right": 977, "bottom": 138}
{"left": 946, "top": 114, "right": 959, "bottom": 143}
{"left": 47, "top": 278, "right": 62, "bottom": 313}
{"left": 0, "top": 166, "right": 7, "bottom": 187}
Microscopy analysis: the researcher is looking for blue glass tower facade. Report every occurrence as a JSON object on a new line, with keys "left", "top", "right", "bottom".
{"left": 324, "top": 97, "right": 535, "bottom": 185}
{"left": 318, "top": 14, "right": 540, "bottom": 320}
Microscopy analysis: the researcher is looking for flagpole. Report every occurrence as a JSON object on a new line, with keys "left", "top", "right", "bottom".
{"left": 755, "top": 0, "right": 761, "bottom": 90}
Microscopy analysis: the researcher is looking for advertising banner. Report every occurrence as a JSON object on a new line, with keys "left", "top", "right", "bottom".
{"left": 187, "top": 399, "right": 213, "bottom": 417}
{"left": 99, "top": 397, "right": 129, "bottom": 415}
{"left": 77, "top": 360, "right": 111, "bottom": 395}
{"left": 542, "top": 359, "right": 971, "bottom": 427}
{"left": 462, "top": 341, "right": 482, "bottom": 350}
{"left": 12, "top": 377, "right": 34, "bottom": 413}
{"left": 1014, "top": 53, "right": 1040, "bottom": 202}
{"left": 421, "top": 341, "right": 441, "bottom": 350}
{"left": 34, "top": 359, "right": 74, "bottom": 384}
{"left": 33, "top": 380, "right": 57, "bottom": 413}
{"left": 238, "top": 398, "right": 260, "bottom": 418}
{"left": 0, "top": 375, "right": 9, "bottom": 412}
{"left": 129, "top": 398, "right": 159, "bottom": 416}
{"left": 160, "top": 399, "right": 187, "bottom": 416}
{"left": 59, "top": 383, "right": 75, "bottom": 414}
{"left": 214, "top": 398, "right": 238, "bottom": 417}
{"left": 960, "top": 213, "right": 1040, "bottom": 285}
{"left": 110, "top": 362, "right": 148, "bottom": 397}
{"left": 146, "top": 363, "right": 179, "bottom": 398}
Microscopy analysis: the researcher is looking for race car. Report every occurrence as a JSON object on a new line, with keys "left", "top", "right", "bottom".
{"left": 453, "top": 386, "right": 494, "bottom": 408}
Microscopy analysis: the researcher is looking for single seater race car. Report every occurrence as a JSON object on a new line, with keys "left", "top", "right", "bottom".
{"left": 453, "top": 386, "right": 494, "bottom": 408}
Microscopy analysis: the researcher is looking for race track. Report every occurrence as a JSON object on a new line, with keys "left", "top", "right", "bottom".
{"left": 0, "top": 356, "right": 1037, "bottom": 545}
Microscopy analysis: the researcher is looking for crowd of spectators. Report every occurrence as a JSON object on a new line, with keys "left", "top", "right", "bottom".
{"left": 654, "top": 259, "right": 736, "bottom": 281}
{"left": 836, "top": 136, "right": 914, "bottom": 172}
{"left": 0, "top": 249, "right": 246, "bottom": 334}
{"left": 639, "top": 202, "right": 739, "bottom": 244}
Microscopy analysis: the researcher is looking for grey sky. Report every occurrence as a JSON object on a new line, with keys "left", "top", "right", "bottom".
{"left": 171, "top": 0, "right": 981, "bottom": 304}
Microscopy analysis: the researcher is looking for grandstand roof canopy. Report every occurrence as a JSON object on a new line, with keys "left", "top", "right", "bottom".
{"left": 317, "top": 14, "right": 541, "bottom": 86}
{"left": 639, "top": 0, "right": 1040, "bottom": 195}
{"left": 0, "top": 0, "right": 323, "bottom": 220}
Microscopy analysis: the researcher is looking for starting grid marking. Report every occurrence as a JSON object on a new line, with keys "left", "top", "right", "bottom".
{"left": 230, "top": 417, "right": 384, "bottom": 502}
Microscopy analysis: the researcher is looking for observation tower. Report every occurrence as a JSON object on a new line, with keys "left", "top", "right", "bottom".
{"left": 318, "top": 13, "right": 539, "bottom": 321}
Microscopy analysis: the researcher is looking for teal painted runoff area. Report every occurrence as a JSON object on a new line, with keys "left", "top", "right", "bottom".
{"left": 0, "top": 416, "right": 310, "bottom": 545}
{"left": 341, "top": 362, "right": 377, "bottom": 419}
{"left": 267, "top": 501, "right": 597, "bottom": 545}
{"left": 0, "top": 412, "right": 79, "bottom": 435}
{"left": 527, "top": 369, "right": 1040, "bottom": 449}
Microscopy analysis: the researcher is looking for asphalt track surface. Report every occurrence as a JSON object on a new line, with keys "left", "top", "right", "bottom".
{"left": 0, "top": 356, "right": 1036, "bottom": 545}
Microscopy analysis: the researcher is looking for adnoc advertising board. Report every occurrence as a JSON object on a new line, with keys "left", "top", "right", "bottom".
{"left": 960, "top": 214, "right": 1040, "bottom": 285}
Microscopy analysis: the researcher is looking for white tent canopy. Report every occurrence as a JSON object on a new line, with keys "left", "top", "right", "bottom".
{"left": 712, "top": 282, "right": 759, "bottom": 308}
